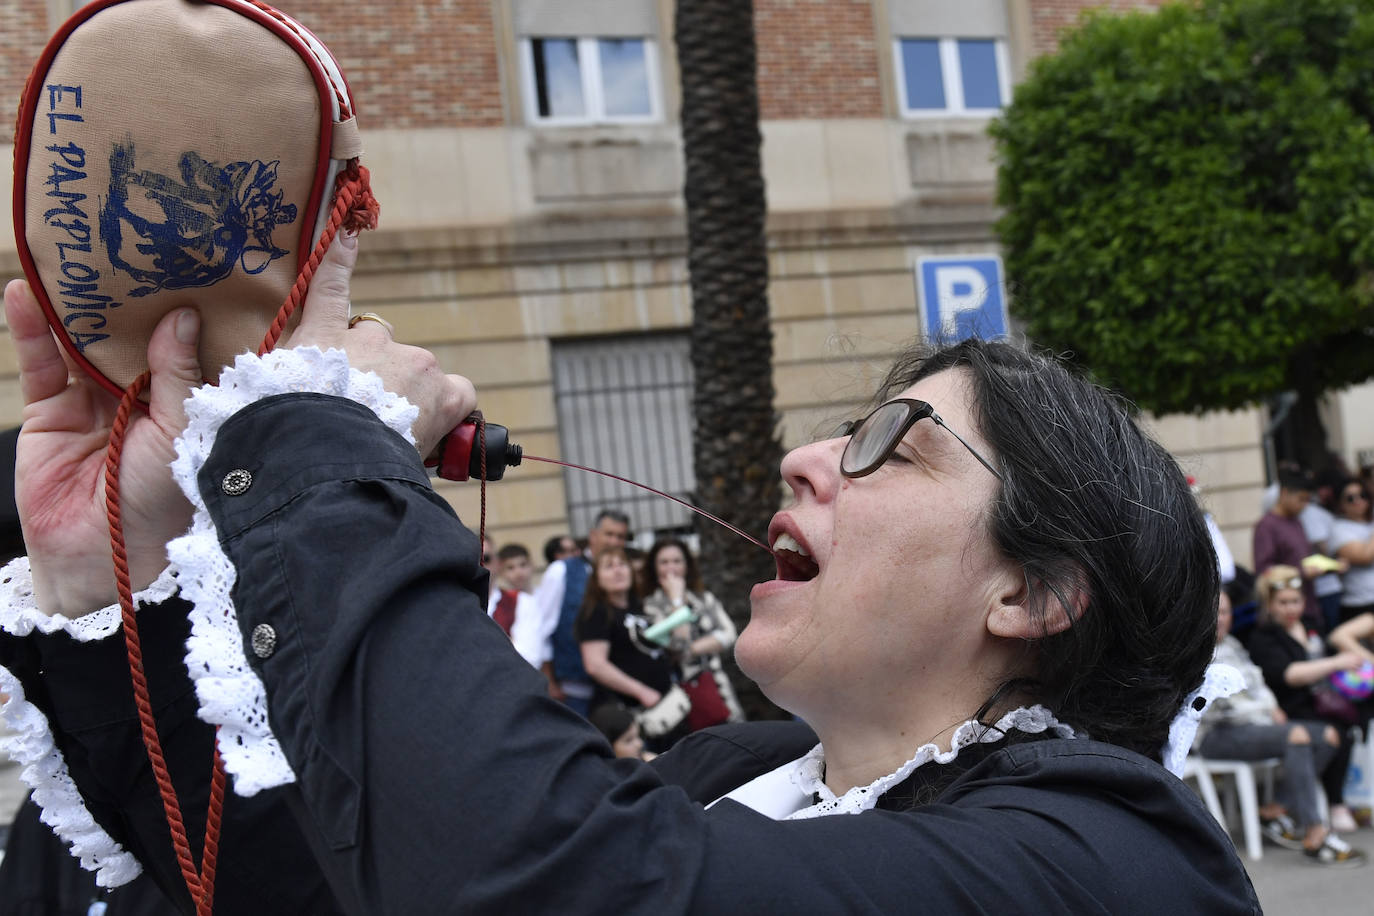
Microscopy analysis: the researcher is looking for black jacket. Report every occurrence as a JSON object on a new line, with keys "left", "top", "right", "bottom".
{"left": 0, "top": 395, "right": 1260, "bottom": 914}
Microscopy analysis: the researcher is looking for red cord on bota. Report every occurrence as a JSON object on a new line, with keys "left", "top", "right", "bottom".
{"left": 104, "top": 154, "right": 377, "bottom": 915}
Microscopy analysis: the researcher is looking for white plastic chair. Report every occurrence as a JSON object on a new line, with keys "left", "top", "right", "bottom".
{"left": 1181, "top": 756, "right": 1279, "bottom": 861}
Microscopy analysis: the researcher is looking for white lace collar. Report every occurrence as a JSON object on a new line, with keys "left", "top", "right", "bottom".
{"left": 711, "top": 704, "right": 1076, "bottom": 821}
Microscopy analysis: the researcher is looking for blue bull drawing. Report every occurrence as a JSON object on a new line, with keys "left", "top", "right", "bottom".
{"left": 99, "top": 141, "right": 298, "bottom": 297}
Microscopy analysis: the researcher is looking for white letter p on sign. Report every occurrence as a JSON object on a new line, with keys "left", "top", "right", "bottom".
{"left": 934, "top": 266, "right": 989, "bottom": 336}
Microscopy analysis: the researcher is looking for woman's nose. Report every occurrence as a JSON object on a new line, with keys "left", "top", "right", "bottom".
{"left": 780, "top": 436, "right": 845, "bottom": 505}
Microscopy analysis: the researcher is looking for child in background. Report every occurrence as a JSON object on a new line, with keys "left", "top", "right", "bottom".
{"left": 488, "top": 544, "right": 543, "bottom": 670}
{"left": 589, "top": 703, "right": 655, "bottom": 762}
{"left": 497, "top": 543, "right": 534, "bottom": 594}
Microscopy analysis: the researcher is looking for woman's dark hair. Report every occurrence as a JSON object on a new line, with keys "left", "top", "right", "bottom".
{"left": 639, "top": 537, "right": 704, "bottom": 598}
{"left": 588, "top": 702, "right": 637, "bottom": 746}
{"left": 578, "top": 548, "right": 637, "bottom": 626}
{"left": 878, "top": 339, "right": 1218, "bottom": 761}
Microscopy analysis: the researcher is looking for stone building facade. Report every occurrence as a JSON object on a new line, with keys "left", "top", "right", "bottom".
{"left": 4, "top": 0, "right": 1346, "bottom": 570}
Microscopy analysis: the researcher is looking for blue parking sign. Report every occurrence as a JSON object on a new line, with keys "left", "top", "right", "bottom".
{"left": 916, "top": 255, "right": 1009, "bottom": 342}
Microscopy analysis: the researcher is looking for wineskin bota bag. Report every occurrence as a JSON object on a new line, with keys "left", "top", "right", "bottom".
{"left": 13, "top": 0, "right": 373, "bottom": 397}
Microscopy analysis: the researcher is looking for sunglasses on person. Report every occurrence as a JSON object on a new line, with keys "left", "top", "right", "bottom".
{"left": 1343, "top": 490, "right": 1369, "bottom": 504}
{"left": 1267, "top": 576, "right": 1302, "bottom": 593}
{"left": 832, "top": 399, "right": 1003, "bottom": 480}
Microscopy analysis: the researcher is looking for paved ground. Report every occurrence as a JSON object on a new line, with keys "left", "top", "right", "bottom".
{"left": 0, "top": 736, "right": 1367, "bottom": 911}
{"left": 1240, "top": 820, "right": 1373, "bottom": 914}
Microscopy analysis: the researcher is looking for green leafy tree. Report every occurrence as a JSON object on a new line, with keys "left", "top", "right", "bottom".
{"left": 992, "top": 0, "right": 1374, "bottom": 469}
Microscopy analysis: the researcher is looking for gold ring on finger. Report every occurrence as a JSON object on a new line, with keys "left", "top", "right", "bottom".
{"left": 348, "top": 312, "right": 394, "bottom": 336}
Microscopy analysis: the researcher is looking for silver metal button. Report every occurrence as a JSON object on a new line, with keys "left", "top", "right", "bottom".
{"left": 222, "top": 469, "right": 253, "bottom": 496}
{"left": 251, "top": 623, "right": 277, "bottom": 659}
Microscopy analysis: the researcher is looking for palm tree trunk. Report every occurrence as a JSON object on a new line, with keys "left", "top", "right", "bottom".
{"left": 675, "top": 0, "right": 785, "bottom": 719}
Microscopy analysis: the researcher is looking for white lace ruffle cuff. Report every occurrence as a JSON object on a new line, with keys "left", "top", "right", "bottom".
{"left": 0, "top": 557, "right": 156, "bottom": 887}
{"left": 168, "top": 346, "right": 418, "bottom": 796}
{"left": 786, "top": 704, "right": 1077, "bottom": 819}
{"left": 0, "top": 555, "right": 179, "bottom": 643}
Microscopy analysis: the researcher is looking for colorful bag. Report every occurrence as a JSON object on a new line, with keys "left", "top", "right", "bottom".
{"left": 13, "top": 0, "right": 376, "bottom": 399}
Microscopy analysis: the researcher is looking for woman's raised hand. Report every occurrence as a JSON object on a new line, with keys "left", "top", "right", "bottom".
{"left": 5, "top": 280, "right": 202, "bottom": 616}
{"left": 285, "top": 233, "right": 476, "bottom": 458}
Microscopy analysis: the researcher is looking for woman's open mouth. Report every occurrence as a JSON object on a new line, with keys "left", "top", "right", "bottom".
{"left": 772, "top": 532, "right": 819, "bottom": 582}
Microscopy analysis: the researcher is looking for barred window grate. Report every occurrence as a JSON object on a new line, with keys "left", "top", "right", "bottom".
{"left": 551, "top": 333, "right": 696, "bottom": 539}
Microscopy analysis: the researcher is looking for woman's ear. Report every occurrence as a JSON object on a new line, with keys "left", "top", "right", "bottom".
{"left": 987, "top": 570, "right": 1088, "bottom": 640}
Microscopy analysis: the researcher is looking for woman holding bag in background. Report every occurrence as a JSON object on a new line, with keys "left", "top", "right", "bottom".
{"left": 577, "top": 548, "right": 689, "bottom": 751}
{"left": 1249, "top": 565, "right": 1371, "bottom": 834}
{"left": 641, "top": 538, "right": 744, "bottom": 730}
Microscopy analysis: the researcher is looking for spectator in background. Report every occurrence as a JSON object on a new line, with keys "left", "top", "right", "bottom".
{"left": 496, "top": 543, "right": 534, "bottom": 594}
{"left": 1306, "top": 470, "right": 1347, "bottom": 632}
{"left": 533, "top": 509, "right": 630, "bottom": 715}
{"left": 587, "top": 703, "right": 655, "bottom": 762}
{"left": 1328, "top": 478, "right": 1374, "bottom": 626}
{"left": 640, "top": 537, "right": 745, "bottom": 727}
{"left": 487, "top": 544, "right": 545, "bottom": 673}
{"left": 543, "top": 534, "right": 578, "bottom": 567}
{"left": 1360, "top": 465, "right": 1374, "bottom": 500}
{"left": 1248, "top": 566, "right": 1369, "bottom": 835}
{"left": 576, "top": 548, "right": 685, "bottom": 752}
{"left": 1196, "top": 592, "right": 1354, "bottom": 865}
{"left": 1254, "top": 465, "right": 1328, "bottom": 630}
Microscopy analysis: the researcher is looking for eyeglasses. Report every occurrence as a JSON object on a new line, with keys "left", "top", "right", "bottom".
{"left": 832, "top": 399, "right": 1003, "bottom": 481}
{"left": 1267, "top": 576, "right": 1302, "bottom": 593}
{"left": 1344, "top": 491, "right": 1369, "bottom": 503}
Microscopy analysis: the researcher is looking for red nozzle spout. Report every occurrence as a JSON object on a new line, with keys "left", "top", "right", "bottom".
{"left": 428, "top": 414, "right": 522, "bottom": 482}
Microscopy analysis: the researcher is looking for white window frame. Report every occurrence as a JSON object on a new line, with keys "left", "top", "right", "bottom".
{"left": 519, "top": 36, "right": 662, "bottom": 127}
{"left": 893, "top": 37, "right": 1011, "bottom": 118}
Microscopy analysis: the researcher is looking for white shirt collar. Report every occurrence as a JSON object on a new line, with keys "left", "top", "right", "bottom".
{"left": 709, "top": 705, "right": 1076, "bottom": 820}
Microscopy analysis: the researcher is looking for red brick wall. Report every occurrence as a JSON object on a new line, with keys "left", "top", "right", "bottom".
{"left": 0, "top": 1, "right": 505, "bottom": 142}
{"left": 1, "top": 0, "right": 49, "bottom": 145}
{"left": 281, "top": 1, "right": 504, "bottom": 129}
{"left": 1028, "top": 0, "right": 1166, "bottom": 57}
{"left": 755, "top": 0, "right": 883, "bottom": 120}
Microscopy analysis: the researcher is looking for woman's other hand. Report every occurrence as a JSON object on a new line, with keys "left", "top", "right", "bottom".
{"left": 1332, "top": 650, "right": 1367, "bottom": 672}
{"left": 284, "top": 233, "right": 476, "bottom": 458}
{"left": 5, "top": 280, "right": 202, "bottom": 616}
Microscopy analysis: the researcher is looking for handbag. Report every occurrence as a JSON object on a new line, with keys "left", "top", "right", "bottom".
{"left": 683, "top": 671, "right": 732, "bottom": 732}
{"left": 1313, "top": 683, "right": 1360, "bottom": 726}
{"left": 638, "top": 683, "right": 691, "bottom": 738}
